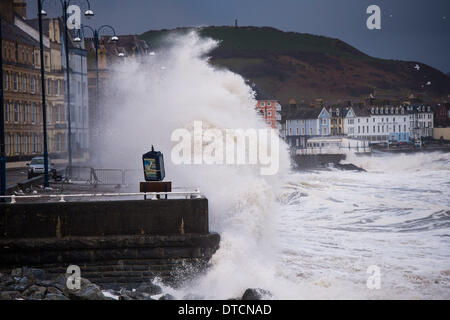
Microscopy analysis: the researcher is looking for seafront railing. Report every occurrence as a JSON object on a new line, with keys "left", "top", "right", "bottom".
{"left": 0, "top": 189, "right": 202, "bottom": 204}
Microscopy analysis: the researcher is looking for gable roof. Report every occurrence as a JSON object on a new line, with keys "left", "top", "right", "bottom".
{"left": 286, "top": 107, "right": 323, "bottom": 120}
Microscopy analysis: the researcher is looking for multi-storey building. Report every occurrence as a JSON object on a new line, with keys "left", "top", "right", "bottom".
{"left": 256, "top": 99, "right": 283, "bottom": 137}
{"left": 1, "top": 13, "right": 45, "bottom": 161}
{"left": 285, "top": 107, "right": 330, "bottom": 148}
{"left": 406, "top": 104, "right": 434, "bottom": 140}
{"left": 345, "top": 105, "right": 411, "bottom": 143}
{"left": 328, "top": 106, "right": 347, "bottom": 136}
{"left": 24, "top": 17, "right": 67, "bottom": 157}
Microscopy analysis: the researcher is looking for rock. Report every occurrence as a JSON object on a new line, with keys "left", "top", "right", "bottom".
{"left": 128, "top": 291, "right": 154, "bottom": 300}
{"left": 22, "top": 267, "right": 46, "bottom": 281}
{"left": 63, "top": 278, "right": 105, "bottom": 300}
{"left": 45, "top": 293, "right": 70, "bottom": 300}
{"left": 159, "top": 294, "right": 176, "bottom": 300}
{"left": 11, "top": 276, "right": 32, "bottom": 292}
{"left": 11, "top": 268, "right": 22, "bottom": 277}
{"left": 183, "top": 293, "right": 204, "bottom": 300}
{"left": 335, "top": 163, "right": 366, "bottom": 172}
{"left": 0, "top": 291, "right": 20, "bottom": 300}
{"left": 119, "top": 294, "right": 133, "bottom": 301}
{"left": 242, "top": 288, "right": 272, "bottom": 300}
{"left": 136, "top": 282, "right": 162, "bottom": 295}
{"left": 23, "top": 285, "right": 47, "bottom": 298}
{"left": 46, "top": 286, "right": 63, "bottom": 295}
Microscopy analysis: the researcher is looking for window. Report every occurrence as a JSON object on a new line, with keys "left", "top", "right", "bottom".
{"left": 296, "top": 128, "right": 299, "bottom": 135}
{"left": 31, "top": 76, "right": 36, "bottom": 94}
{"left": 5, "top": 134, "right": 11, "bottom": 156}
{"left": 267, "top": 111, "right": 271, "bottom": 116}
{"left": 32, "top": 134, "right": 37, "bottom": 153}
{"left": 4, "top": 72, "right": 9, "bottom": 91}
{"left": 302, "top": 128, "right": 305, "bottom": 134}
{"left": 13, "top": 73, "right": 18, "bottom": 91}
{"left": 404, "top": 125, "right": 406, "bottom": 131}
{"left": 23, "top": 135, "right": 28, "bottom": 154}
{"left": 47, "top": 105, "right": 52, "bottom": 124}
{"left": 31, "top": 103, "right": 37, "bottom": 124}
{"left": 23, "top": 103, "right": 27, "bottom": 123}
{"left": 261, "top": 102, "right": 265, "bottom": 107}
{"left": 14, "top": 102, "right": 19, "bottom": 123}
{"left": 22, "top": 75, "right": 27, "bottom": 92}
{"left": 47, "top": 79, "right": 51, "bottom": 95}
{"left": 55, "top": 105, "right": 60, "bottom": 123}
{"left": 310, "top": 128, "right": 313, "bottom": 135}
{"left": 268, "top": 102, "right": 271, "bottom": 107}
{"left": 5, "top": 103, "right": 10, "bottom": 123}
{"left": 55, "top": 80, "right": 59, "bottom": 96}
{"left": 14, "top": 133, "right": 20, "bottom": 154}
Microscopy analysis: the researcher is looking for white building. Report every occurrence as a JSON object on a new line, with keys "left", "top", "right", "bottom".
{"left": 406, "top": 104, "right": 433, "bottom": 140}
{"left": 344, "top": 104, "right": 433, "bottom": 143}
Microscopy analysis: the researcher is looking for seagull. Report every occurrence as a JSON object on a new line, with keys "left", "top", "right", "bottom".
{"left": 414, "top": 64, "right": 420, "bottom": 71}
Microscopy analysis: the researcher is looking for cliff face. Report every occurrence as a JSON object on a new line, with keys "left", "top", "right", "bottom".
{"left": 139, "top": 26, "right": 450, "bottom": 104}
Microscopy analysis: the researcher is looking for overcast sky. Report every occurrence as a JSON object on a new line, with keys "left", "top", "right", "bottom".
{"left": 26, "top": 0, "right": 450, "bottom": 73}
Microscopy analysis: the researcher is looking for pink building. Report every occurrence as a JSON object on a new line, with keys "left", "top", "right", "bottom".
{"left": 256, "top": 100, "right": 281, "bottom": 129}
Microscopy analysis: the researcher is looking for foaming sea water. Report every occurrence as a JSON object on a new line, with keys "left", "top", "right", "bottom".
{"left": 277, "top": 152, "right": 450, "bottom": 299}
{"left": 99, "top": 30, "right": 450, "bottom": 299}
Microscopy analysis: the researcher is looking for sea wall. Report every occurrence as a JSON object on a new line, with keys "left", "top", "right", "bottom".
{"left": 0, "top": 198, "right": 220, "bottom": 289}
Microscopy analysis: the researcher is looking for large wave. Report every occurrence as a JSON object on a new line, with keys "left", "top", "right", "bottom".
{"left": 97, "top": 30, "right": 292, "bottom": 299}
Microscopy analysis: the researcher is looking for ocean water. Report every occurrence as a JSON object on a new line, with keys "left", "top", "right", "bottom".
{"left": 99, "top": 30, "right": 450, "bottom": 299}
{"left": 275, "top": 152, "right": 450, "bottom": 299}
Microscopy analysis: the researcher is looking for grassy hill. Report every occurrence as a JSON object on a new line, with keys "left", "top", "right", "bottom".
{"left": 139, "top": 26, "right": 450, "bottom": 104}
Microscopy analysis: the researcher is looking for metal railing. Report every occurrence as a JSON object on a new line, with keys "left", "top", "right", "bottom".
{"left": 0, "top": 189, "right": 202, "bottom": 204}
{"left": 65, "top": 166, "right": 140, "bottom": 186}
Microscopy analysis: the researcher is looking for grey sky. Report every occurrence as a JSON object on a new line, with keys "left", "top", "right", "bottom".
{"left": 26, "top": 0, "right": 450, "bottom": 73}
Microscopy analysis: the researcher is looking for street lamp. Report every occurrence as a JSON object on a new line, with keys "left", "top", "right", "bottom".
{"left": 38, "top": 0, "right": 93, "bottom": 180}
{"left": 74, "top": 24, "right": 118, "bottom": 154}
{"left": 0, "top": 14, "right": 6, "bottom": 200}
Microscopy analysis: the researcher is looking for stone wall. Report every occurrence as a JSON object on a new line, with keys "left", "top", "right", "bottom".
{"left": 0, "top": 198, "right": 220, "bottom": 288}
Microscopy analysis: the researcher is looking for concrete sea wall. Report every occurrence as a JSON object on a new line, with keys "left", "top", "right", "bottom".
{"left": 0, "top": 198, "right": 220, "bottom": 289}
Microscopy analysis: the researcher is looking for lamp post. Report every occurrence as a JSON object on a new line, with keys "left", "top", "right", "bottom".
{"left": 0, "top": 15, "right": 6, "bottom": 200}
{"left": 39, "top": 0, "right": 93, "bottom": 178}
{"left": 74, "top": 25, "right": 118, "bottom": 154}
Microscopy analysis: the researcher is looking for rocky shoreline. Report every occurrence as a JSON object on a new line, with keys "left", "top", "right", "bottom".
{"left": 0, "top": 267, "right": 271, "bottom": 300}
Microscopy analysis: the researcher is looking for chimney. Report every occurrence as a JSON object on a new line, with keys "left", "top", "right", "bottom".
{"left": 13, "top": 0, "right": 27, "bottom": 19}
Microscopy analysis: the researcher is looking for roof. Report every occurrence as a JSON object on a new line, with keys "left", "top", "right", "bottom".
{"left": 1, "top": 18, "right": 39, "bottom": 47}
{"left": 350, "top": 105, "right": 370, "bottom": 117}
{"left": 286, "top": 107, "right": 323, "bottom": 120}
{"left": 328, "top": 106, "right": 349, "bottom": 117}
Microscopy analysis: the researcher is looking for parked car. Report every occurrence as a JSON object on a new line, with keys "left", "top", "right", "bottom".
{"left": 27, "top": 157, "right": 56, "bottom": 179}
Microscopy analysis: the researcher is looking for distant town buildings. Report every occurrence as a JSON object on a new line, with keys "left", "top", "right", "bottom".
{"left": 284, "top": 97, "right": 437, "bottom": 149}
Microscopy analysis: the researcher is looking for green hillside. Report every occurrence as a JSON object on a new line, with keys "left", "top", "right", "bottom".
{"left": 139, "top": 26, "right": 450, "bottom": 104}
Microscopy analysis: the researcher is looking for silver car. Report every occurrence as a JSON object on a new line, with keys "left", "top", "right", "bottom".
{"left": 27, "top": 157, "right": 56, "bottom": 179}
